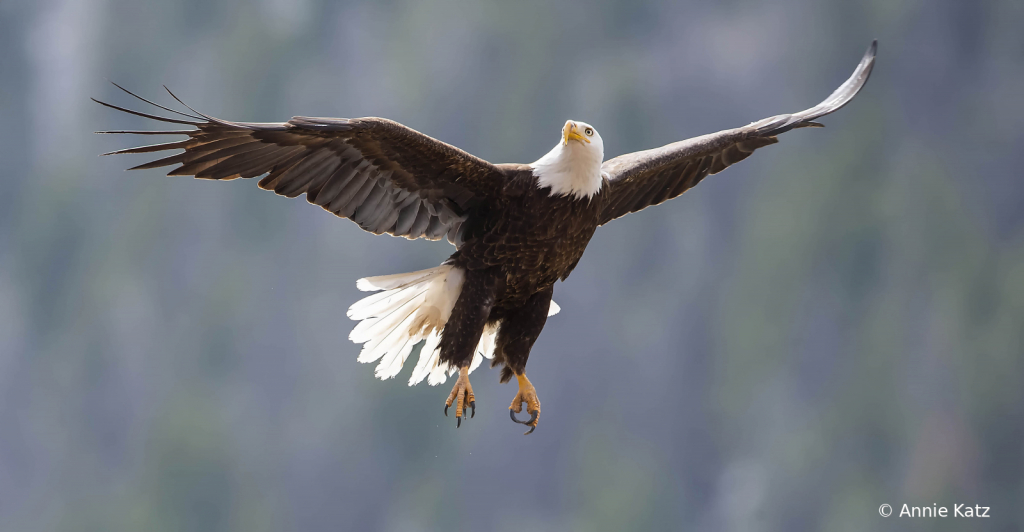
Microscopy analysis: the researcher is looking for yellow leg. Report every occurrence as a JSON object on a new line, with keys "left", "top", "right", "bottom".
{"left": 509, "top": 372, "right": 541, "bottom": 435}
{"left": 444, "top": 366, "right": 475, "bottom": 427}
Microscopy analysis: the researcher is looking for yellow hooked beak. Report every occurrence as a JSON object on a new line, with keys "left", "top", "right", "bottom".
{"left": 562, "top": 121, "right": 591, "bottom": 146}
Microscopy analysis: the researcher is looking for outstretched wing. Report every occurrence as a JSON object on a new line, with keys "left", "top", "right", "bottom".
{"left": 95, "top": 86, "right": 504, "bottom": 244}
{"left": 599, "top": 40, "right": 876, "bottom": 225}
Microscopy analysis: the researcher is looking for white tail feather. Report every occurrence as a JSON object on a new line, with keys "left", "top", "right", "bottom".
{"left": 349, "top": 265, "right": 462, "bottom": 385}
{"left": 349, "top": 264, "right": 562, "bottom": 385}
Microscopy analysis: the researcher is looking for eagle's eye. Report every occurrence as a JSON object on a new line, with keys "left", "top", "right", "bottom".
{"left": 585, "top": 127, "right": 594, "bottom": 136}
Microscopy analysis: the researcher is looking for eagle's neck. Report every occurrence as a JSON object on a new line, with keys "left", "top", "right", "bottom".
{"left": 529, "top": 142, "right": 604, "bottom": 200}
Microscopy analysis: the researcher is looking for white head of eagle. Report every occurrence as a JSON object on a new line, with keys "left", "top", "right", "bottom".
{"left": 530, "top": 120, "right": 606, "bottom": 200}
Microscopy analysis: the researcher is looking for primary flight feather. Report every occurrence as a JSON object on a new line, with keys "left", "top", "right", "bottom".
{"left": 96, "top": 40, "right": 877, "bottom": 434}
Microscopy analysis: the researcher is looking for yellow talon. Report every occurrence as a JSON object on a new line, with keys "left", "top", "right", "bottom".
{"left": 509, "top": 373, "right": 541, "bottom": 434}
{"left": 444, "top": 367, "right": 475, "bottom": 427}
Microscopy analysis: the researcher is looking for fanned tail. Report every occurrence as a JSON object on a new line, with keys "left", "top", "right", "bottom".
{"left": 349, "top": 265, "right": 461, "bottom": 385}
{"left": 348, "top": 264, "right": 561, "bottom": 385}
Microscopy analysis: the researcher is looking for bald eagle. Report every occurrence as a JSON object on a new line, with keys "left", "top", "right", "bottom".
{"left": 96, "top": 41, "right": 876, "bottom": 434}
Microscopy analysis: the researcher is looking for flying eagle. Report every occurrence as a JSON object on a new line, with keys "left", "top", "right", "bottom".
{"left": 96, "top": 41, "right": 876, "bottom": 434}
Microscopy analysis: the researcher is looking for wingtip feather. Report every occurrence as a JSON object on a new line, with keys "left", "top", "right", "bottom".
{"left": 92, "top": 97, "right": 201, "bottom": 126}
{"left": 753, "top": 39, "right": 877, "bottom": 135}
{"left": 108, "top": 81, "right": 204, "bottom": 120}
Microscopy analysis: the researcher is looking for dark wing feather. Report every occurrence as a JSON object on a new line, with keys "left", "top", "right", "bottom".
{"left": 95, "top": 86, "right": 504, "bottom": 244}
{"left": 599, "top": 40, "right": 876, "bottom": 225}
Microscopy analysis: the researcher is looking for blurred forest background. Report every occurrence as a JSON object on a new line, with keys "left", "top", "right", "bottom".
{"left": 1, "top": 0, "right": 1022, "bottom": 530}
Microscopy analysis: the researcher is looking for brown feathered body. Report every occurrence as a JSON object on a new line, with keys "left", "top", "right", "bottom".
{"left": 441, "top": 165, "right": 602, "bottom": 381}
{"left": 458, "top": 165, "right": 601, "bottom": 298}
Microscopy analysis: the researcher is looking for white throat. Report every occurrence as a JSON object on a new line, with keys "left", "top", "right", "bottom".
{"left": 529, "top": 142, "right": 604, "bottom": 200}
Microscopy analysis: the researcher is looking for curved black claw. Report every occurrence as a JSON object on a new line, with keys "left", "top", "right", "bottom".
{"left": 510, "top": 410, "right": 539, "bottom": 434}
{"left": 444, "top": 404, "right": 449, "bottom": 417}
{"left": 469, "top": 400, "right": 476, "bottom": 418}
{"left": 457, "top": 415, "right": 462, "bottom": 428}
